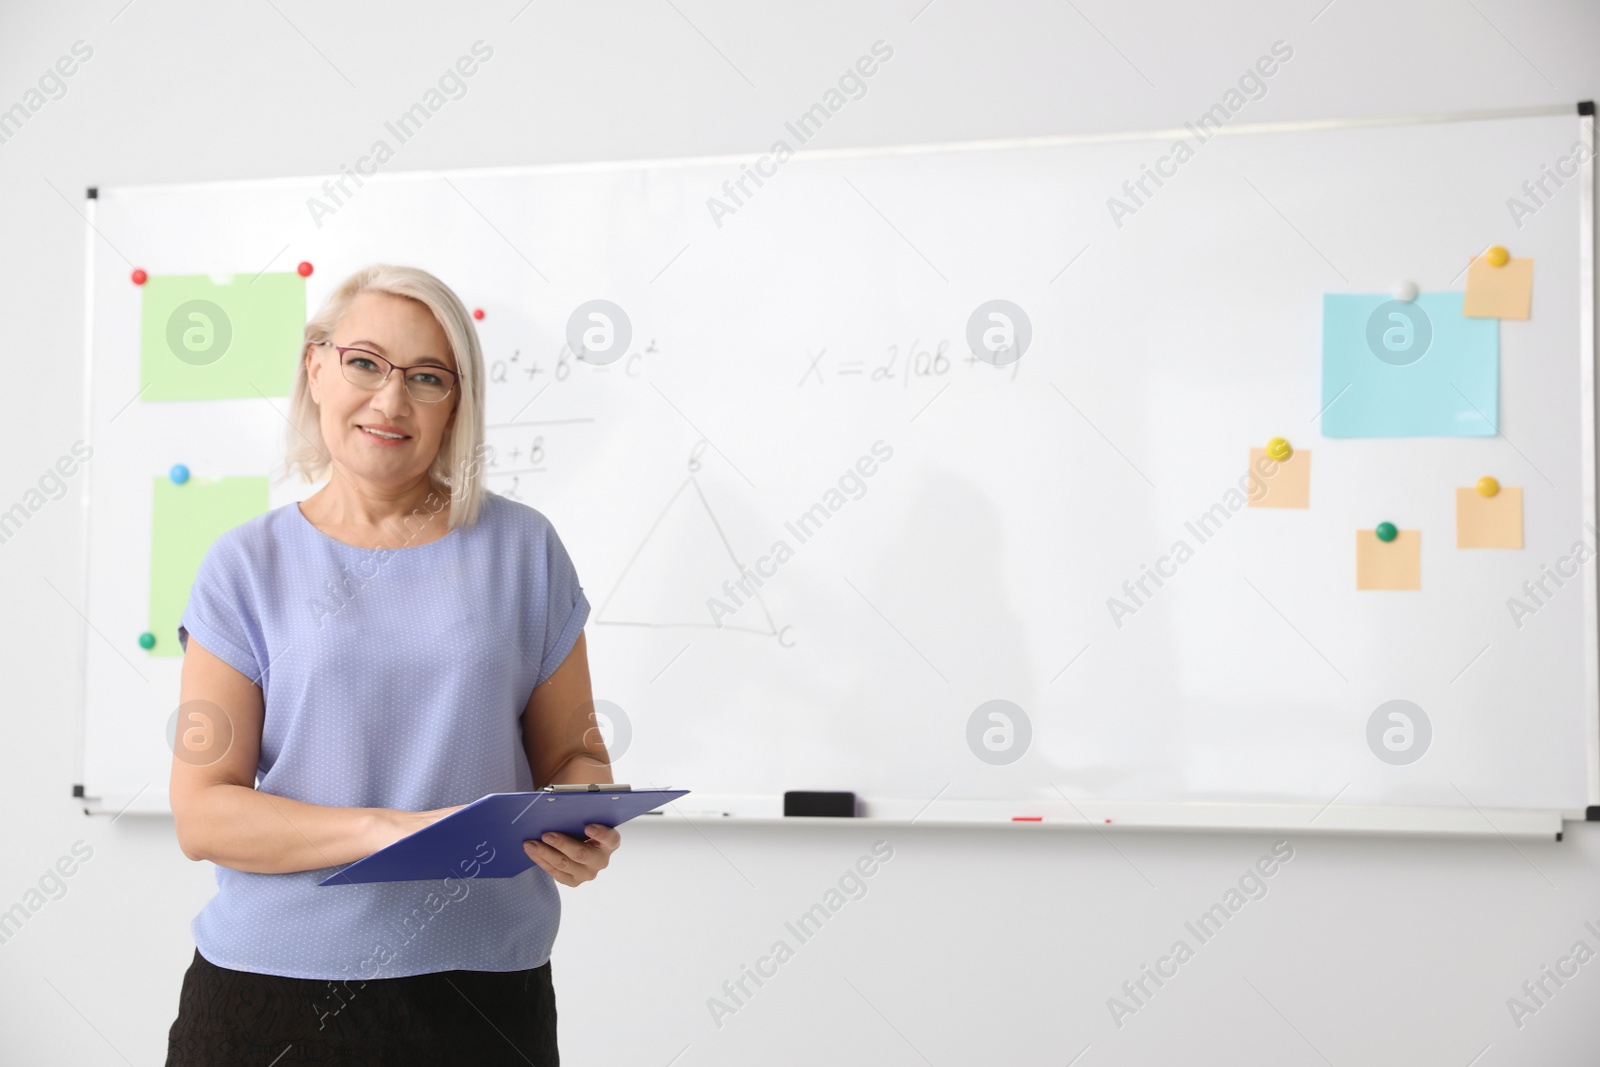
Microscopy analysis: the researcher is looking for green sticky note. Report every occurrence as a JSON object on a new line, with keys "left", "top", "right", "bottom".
{"left": 148, "top": 476, "right": 269, "bottom": 658}
{"left": 139, "top": 273, "right": 306, "bottom": 401}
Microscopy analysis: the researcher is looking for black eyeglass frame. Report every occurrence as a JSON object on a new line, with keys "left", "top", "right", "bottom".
{"left": 311, "top": 340, "right": 460, "bottom": 403}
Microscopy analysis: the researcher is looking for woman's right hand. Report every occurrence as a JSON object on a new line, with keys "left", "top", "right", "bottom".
{"left": 367, "top": 804, "right": 467, "bottom": 854}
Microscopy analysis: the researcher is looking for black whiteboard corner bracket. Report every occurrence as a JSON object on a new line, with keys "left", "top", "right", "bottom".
{"left": 1580, "top": 101, "right": 1595, "bottom": 117}
{"left": 72, "top": 784, "right": 84, "bottom": 798}
{"left": 85, "top": 186, "right": 97, "bottom": 199}
{"left": 1586, "top": 804, "right": 1600, "bottom": 820}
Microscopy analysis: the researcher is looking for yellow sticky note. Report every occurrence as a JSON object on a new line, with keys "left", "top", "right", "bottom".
{"left": 1456, "top": 486, "right": 1523, "bottom": 548}
{"left": 1463, "top": 256, "right": 1533, "bottom": 319}
{"left": 1247, "top": 448, "right": 1311, "bottom": 508}
{"left": 1356, "top": 529, "right": 1420, "bottom": 590}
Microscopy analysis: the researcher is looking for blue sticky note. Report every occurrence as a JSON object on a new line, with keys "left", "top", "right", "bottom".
{"left": 1320, "top": 292, "right": 1498, "bottom": 437}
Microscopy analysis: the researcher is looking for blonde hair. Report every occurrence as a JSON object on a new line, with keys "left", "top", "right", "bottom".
{"left": 283, "top": 264, "right": 487, "bottom": 529}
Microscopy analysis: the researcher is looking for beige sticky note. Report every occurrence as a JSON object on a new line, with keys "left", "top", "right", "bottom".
{"left": 1356, "top": 529, "right": 1421, "bottom": 590}
{"left": 1456, "top": 486, "right": 1523, "bottom": 548}
{"left": 1247, "top": 448, "right": 1311, "bottom": 508}
{"left": 1463, "top": 256, "right": 1533, "bottom": 319}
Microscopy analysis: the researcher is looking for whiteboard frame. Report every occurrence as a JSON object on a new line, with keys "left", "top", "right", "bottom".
{"left": 72, "top": 192, "right": 99, "bottom": 808}
{"left": 81, "top": 786, "right": 1565, "bottom": 840}
{"left": 1581, "top": 105, "right": 1600, "bottom": 818}
{"left": 75, "top": 103, "right": 1599, "bottom": 840}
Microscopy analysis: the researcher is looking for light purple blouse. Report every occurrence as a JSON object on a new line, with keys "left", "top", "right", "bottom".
{"left": 178, "top": 490, "right": 589, "bottom": 980}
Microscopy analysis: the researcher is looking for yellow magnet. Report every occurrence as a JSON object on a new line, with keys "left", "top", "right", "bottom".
{"left": 1266, "top": 437, "right": 1292, "bottom": 461}
{"left": 1484, "top": 245, "right": 1509, "bottom": 267}
{"left": 1476, "top": 476, "right": 1500, "bottom": 498}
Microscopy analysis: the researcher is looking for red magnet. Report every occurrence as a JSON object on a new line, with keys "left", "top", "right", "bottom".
{"left": 472, "top": 308, "right": 485, "bottom": 320}
{"left": 131, "top": 268, "right": 148, "bottom": 285}
{"left": 297, "top": 261, "right": 314, "bottom": 277}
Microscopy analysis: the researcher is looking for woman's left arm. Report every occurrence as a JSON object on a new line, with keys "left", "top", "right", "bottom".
{"left": 521, "top": 631, "right": 622, "bottom": 886}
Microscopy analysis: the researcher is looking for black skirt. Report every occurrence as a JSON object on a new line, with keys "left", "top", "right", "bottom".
{"left": 164, "top": 947, "right": 559, "bottom": 1066}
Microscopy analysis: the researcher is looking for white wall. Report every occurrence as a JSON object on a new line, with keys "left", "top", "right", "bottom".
{"left": 2, "top": 1, "right": 1599, "bottom": 1063}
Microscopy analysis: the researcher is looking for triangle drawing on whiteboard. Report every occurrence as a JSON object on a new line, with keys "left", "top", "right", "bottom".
{"left": 593, "top": 476, "right": 779, "bottom": 636}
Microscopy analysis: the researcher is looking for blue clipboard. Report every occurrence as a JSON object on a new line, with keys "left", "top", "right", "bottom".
{"left": 318, "top": 787, "right": 689, "bottom": 886}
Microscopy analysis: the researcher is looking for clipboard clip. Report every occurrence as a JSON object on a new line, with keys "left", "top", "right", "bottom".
{"left": 540, "top": 783, "right": 631, "bottom": 792}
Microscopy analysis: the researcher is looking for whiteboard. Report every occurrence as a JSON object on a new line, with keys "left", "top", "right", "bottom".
{"left": 78, "top": 106, "right": 1598, "bottom": 835}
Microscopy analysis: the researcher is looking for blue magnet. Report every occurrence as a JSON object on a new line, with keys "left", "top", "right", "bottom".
{"left": 169, "top": 464, "right": 190, "bottom": 485}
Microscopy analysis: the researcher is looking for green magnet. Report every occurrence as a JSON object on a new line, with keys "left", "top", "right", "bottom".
{"left": 1375, "top": 522, "right": 1397, "bottom": 543}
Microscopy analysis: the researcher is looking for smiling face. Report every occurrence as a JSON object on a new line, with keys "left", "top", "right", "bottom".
{"left": 305, "top": 290, "right": 459, "bottom": 489}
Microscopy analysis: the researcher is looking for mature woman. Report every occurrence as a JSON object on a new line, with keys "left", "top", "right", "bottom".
{"left": 163, "top": 264, "right": 616, "bottom": 1066}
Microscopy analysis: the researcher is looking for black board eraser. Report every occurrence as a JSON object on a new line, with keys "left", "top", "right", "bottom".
{"left": 784, "top": 791, "right": 857, "bottom": 817}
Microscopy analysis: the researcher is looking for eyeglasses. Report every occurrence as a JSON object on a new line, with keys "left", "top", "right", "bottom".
{"left": 313, "top": 341, "right": 459, "bottom": 403}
